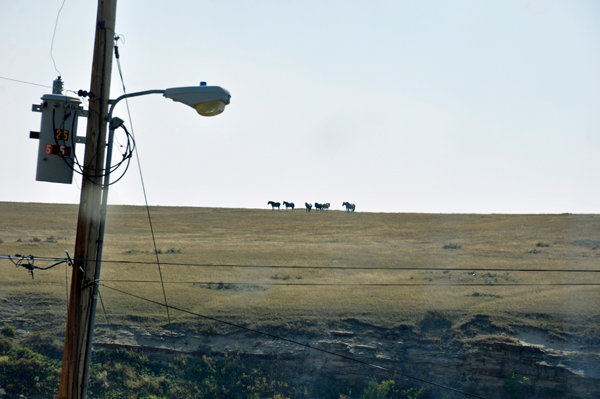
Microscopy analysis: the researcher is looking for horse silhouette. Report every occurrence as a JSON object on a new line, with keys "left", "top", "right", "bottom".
{"left": 267, "top": 201, "right": 280, "bottom": 210}
{"left": 342, "top": 202, "right": 356, "bottom": 212}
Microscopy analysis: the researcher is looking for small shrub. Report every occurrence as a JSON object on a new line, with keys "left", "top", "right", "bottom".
{"left": 21, "top": 332, "right": 63, "bottom": 359}
{"left": 16, "top": 238, "right": 22, "bottom": 242}
{"left": 360, "top": 379, "right": 394, "bottom": 399}
{"left": 0, "top": 238, "right": 3, "bottom": 244}
{"left": 154, "top": 248, "right": 162, "bottom": 254}
{"left": 165, "top": 247, "right": 181, "bottom": 254}
{"left": 457, "top": 277, "right": 474, "bottom": 283}
{"left": 200, "top": 323, "right": 219, "bottom": 336}
{"left": 125, "top": 248, "right": 152, "bottom": 254}
{"left": 0, "top": 337, "right": 12, "bottom": 354}
{"left": 501, "top": 272, "right": 520, "bottom": 282}
{"left": 503, "top": 372, "right": 529, "bottom": 399}
{"left": 419, "top": 311, "right": 452, "bottom": 332}
{"left": 485, "top": 277, "right": 498, "bottom": 285}
{"left": 45, "top": 236, "right": 57, "bottom": 243}
{"left": 30, "top": 237, "right": 41, "bottom": 243}
{"left": 469, "top": 291, "right": 501, "bottom": 298}
{"left": 1, "top": 324, "right": 15, "bottom": 338}
{"left": 536, "top": 242, "right": 550, "bottom": 247}
{"left": 401, "top": 387, "right": 426, "bottom": 399}
{"left": 443, "top": 243, "right": 461, "bottom": 249}
{"left": 525, "top": 248, "right": 541, "bottom": 254}
{"left": 124, "top": 248, "right": 142, "bottom": 254}
{"left": 270, "top": 274, "right": 292, "bottom": 280}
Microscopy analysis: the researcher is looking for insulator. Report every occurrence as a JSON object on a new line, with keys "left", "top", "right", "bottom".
{"left": 52, "top": 76, "right": 64, "bottom": 95}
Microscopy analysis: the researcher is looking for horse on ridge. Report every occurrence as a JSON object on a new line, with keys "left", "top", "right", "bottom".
{"left": 342, "top": 202, "right": 356, "bottom": 212}
{"left": 267, "top": 201, "right": 280, "bottom": 210}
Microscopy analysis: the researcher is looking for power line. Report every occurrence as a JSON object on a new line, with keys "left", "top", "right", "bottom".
{"left": 99, "top": 279, "right": 600, "bottom": 287}
{"left": 0, "top": 76, "right": 52, "bottom": 88}
{"left": 3, "top": 255, "right": 600, "bottom": 275}
{"left": 2, "top": 253, "right": 72, "bottom": 279}
{"left": 2, "top": 254, "right": 599, "bottom": 274}
{"left": 101, "top": 261, "right": 600, "bottom": 273}
{"left": 111, "top": 36, "right": 175, "bottom": 349}
{"left": 50, "top": 0, "right": 67, "bottom": 76}
{"left": 100, "top": 283, "right": 486, "bottom": 399}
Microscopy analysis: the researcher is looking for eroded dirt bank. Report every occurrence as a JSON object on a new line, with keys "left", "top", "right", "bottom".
{"left": 85, "top": 315, "right": 600, "bottom": 398}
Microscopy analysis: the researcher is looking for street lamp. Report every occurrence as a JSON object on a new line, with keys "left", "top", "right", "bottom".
{"left": 83, "top": 83, "right": 231, "bottom": 397}
{"left": 101, "top": 82, "right": 231, "bottom": 246}
{"left": 164, "top": 83, "right": 231, "bottom": 116}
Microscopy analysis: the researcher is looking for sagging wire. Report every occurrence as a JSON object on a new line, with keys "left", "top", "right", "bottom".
{"left": 114, "top": 35, "right": 126, "bottom": 93}
{"left": 0, "top": 76, "right": 52, "bottom": 89}
{"left": 112, "top": 33, "right": 176, "bottom": 349}
{"left": 6, "top": 251, "right": 73, "bottom": 279}
{"left": 51, "top": 102, "right": 136, "bottom": 186}
{"left": 42, "top": 31, "right": 136, "bottom": 187}
{"left": 65, "top": 257, "right": 69, "bottom": 310}
{"left": 98, "top": 289, "right": 110, "bottom": 326}
{"left": 50, "top": 0, "right": 67, "bottom": 77}
{"left": 101, "top": 284, "right": 485, "bottom": 399}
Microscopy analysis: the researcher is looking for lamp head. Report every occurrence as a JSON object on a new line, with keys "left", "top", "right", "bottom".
{"left": 163, "top": 84, "right": 231, "bottom": 116}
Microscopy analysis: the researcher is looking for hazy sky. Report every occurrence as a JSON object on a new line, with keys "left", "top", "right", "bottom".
{"left": 1, "top": 1, "right": 599, "bottom": 213}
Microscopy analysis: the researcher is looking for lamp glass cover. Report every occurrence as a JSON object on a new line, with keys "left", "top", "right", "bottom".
{"left": 194, "top": 100, "right": 226, "bottom": 116}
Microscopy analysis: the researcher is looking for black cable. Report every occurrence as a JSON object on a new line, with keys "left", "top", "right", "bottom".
{"left": 65, "top": 261, "right": 69, "bottom": 311}
{"left": 5, "top": 254, "right": 70, "bottom": 279}
{"left": 98, "top": 288, "right": 110, "bottom": 326}
{"left": 52, "top": 105, "right": 77, "bottom": 172}
{"left": 99, "top": 280, "right": 600, "bottom": 287}
{"left": 2, "top": 255, "right": 600, "bottom": 274}
{"left": 105, "top": 125, "right": 135, "bottom": 185}
{"left": 76, "top": 260, "right": 600, "bottom": 273}
{"left": 100, "top": 284, "right": 485, "bottom": 399}
{"left": 50, "top": 0, "right": 67, "bottom": 76}
{"left": 0, "top": 254, "right": 69, "bottom": 263}
{"left": 111, "top": 36, "right": 175, "bottom": 348}
{"left": 50, "top": 98, "right": 136, "bottom": 184}
{"left": 0, "top": 76, "right": 52, "bottom": 88}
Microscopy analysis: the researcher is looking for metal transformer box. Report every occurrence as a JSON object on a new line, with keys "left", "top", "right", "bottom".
{"left": 34, "top": 94, "right": 83, "bottom": 184}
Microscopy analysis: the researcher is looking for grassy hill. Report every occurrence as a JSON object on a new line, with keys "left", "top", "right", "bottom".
{"left": 1, "top": 202, "right": 599, "bottom": 335}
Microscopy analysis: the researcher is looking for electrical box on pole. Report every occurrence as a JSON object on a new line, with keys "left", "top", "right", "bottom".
{"left": 31, "top": 77, "right": 86, "bottom": 184}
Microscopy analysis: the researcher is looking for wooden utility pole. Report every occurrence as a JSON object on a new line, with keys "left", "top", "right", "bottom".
{"left": 59, "top": 1, "right": 117, "bottom": 398}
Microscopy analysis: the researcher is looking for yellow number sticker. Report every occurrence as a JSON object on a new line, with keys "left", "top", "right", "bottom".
{"left": 55, "top": 129, "right": 69, "bottom": 141}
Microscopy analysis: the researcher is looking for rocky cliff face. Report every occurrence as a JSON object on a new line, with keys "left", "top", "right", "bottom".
{"left": 93, "top": 315, "right": 600, "bottom": 398}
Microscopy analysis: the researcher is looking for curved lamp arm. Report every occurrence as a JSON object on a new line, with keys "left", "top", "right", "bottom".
{"left": 107, "top": 89, "right": 166, "bottom": 123}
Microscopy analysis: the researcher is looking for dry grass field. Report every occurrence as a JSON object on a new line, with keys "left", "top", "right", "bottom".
{"left": 1, "top": 202, "right": 599, "bottom": 336}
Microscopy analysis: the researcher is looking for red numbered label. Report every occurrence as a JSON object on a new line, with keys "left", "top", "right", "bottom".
{"left": 45, "top": 144, "right": 72, "bottom": 157}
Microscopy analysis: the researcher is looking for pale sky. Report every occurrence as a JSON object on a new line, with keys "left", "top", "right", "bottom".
{"left": 1, "top": 0, "right": 599, "bottom": 213}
